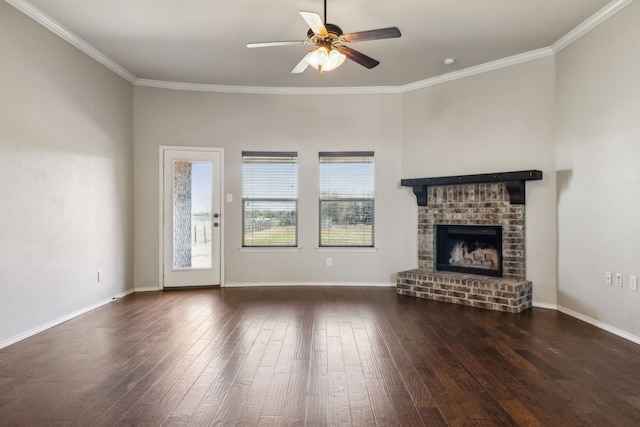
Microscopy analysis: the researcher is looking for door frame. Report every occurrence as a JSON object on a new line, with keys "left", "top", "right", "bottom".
{"left": 158, "top": 146, "right": 225, "bottom": 289}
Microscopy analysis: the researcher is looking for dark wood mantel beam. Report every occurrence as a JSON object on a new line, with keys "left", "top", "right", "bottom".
{"left": 401, "top": 170, "right": 542, "bottom": 206}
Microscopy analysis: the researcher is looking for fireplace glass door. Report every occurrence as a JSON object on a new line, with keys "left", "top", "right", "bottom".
{"left": 435, "top": 225, "right": 503, "bottom": 277}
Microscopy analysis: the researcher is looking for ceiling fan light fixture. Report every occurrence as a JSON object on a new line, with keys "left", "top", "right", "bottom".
{"left": 305, "top": 46, "right": 346, "bottom": 73}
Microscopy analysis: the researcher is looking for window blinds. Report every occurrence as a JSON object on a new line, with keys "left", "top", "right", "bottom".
{"left": 319, "top": 152, "right": 374, "bottom": 247}
{"left": 242, "top": 152, "right": 298, "bottom": 246}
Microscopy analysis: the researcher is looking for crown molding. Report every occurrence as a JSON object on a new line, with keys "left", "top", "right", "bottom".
{"left": 552, "top": 0, "right": 635, "bottom": 53}
{"left": 6, "top": 0, "right": 137, "bottom": 83}
{"left": 135, "top": 48, "right": 554, "bottom": 95}
{"left": 398, "top": 48, "right": 554, "bottom": 94}
{"left": 134, "top": 79, "right": 402, "bottom": 95}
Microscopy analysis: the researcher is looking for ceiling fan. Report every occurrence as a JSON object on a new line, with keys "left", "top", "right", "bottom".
{"left": 246, "top": 0, "right": 401, "bottom": 73}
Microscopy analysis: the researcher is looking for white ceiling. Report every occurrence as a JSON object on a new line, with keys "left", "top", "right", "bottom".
{"left": 10, "top": 0, "right": 620, "bottom": 88}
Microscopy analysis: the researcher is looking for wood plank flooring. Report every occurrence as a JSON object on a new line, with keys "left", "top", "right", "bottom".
{"left": 0, "top": 286, "right": 639, "bottom": 426}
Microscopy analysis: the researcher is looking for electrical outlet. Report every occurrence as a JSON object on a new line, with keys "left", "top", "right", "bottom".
{"left": 630, "top": 275, "right": 638, "bottom": 291}
{"left": 98, "top": 270, "right": 104, "bottom": 283}
{"left": 616, "top": 273, "right": 623, "bottom": 287}
{"left": 326, "top": 257, "right": 333, "bottom": 267}
{"left": 606, "top": 272, "right": 612, "bottom": 285}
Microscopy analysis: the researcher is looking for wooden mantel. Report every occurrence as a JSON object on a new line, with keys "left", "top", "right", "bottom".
{"left": 401, "top": 170, "right": 542, "bottom": 206}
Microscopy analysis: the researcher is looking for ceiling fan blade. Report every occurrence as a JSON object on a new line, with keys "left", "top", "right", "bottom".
{"left": 339, "top": 46, "right": 380, "bottom": 69}
{"left": 343, "top": 27, "right": 401, "bottom": 43}
{"left": 247, "top": 41, "right": 306, "bottom": 48}
{"left": 291, "top": 54, "right": 312, "bottom": 74}
{"left": 300, "top": 11, "right": 328, "bottom": 36}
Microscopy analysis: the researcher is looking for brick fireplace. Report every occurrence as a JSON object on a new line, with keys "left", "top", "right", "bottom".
{"left": 397, "top": 171, "right": 542, "bottom": 313}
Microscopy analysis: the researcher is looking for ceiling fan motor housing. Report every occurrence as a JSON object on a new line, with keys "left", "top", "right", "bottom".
{"left": 307, "top": 23, "right": 343, "bottom": 41}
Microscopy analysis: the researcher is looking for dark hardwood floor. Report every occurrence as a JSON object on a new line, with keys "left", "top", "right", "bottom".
{"left": 1, "top": 287, "right": 639, "bottom": 426}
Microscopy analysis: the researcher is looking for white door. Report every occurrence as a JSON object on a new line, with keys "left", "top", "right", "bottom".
{"left": 162, "top": 148, "right": 223, "bottom": 287}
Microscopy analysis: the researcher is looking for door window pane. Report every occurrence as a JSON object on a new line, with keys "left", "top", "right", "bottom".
{"left": 173, "top": 161, "right": 212, "bottom": 269}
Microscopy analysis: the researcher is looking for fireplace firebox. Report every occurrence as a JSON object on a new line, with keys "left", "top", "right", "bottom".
{"left": 435, "top": 225, "right": 502, "bottom": 277}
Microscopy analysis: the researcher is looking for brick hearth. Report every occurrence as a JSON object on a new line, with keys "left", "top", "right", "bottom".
{"left": 397, "top": 270, "right": 532, "bottom": 313}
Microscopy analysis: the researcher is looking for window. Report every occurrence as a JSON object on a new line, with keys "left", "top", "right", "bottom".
{"left": 242, "top": 152, "right": 298, "bottom": 247}
{"left": 319, "top": 152, "right": 375, "bottom": 247}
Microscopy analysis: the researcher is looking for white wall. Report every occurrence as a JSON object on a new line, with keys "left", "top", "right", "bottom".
{"left": 133, "top": 59, "right": 558, "bottom": 305}
{"left": 133, "top": 88, "right": 404, "bottom": 288}
{"left": 556, "top": 1, "right": 640, "bottom": 339}
{"left": 401, "top": 58, "right": 558, "bottom": 306}
{"left": 0, "top": 2, "right": 134, "bottom": 347}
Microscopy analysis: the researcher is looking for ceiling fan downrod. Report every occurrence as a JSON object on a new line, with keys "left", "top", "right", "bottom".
{"left": 324, "top": 0, "right": 327, "bottom": 24}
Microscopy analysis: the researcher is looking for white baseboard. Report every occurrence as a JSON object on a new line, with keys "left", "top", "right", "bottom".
{"left": 0, "top": 288, "right": 135, "bottom": 350}
{"left": 224, "top": 282, "right": 396, "bottom": 288}
{"left": 532, "top": 302, "right": 558, "bottom": 310}
{"left": 134, "top": 286, "right": 162, "bottom": 292}
{"left": 556, "top": 306, "right": 640, "bottom": 346}
{"left": 526, "top": 302, "right": 639, "bottom": 346}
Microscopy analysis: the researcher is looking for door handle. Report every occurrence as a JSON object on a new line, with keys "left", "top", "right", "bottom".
{"left": 213, "top": 222, "right": 219, "bottom": 227}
